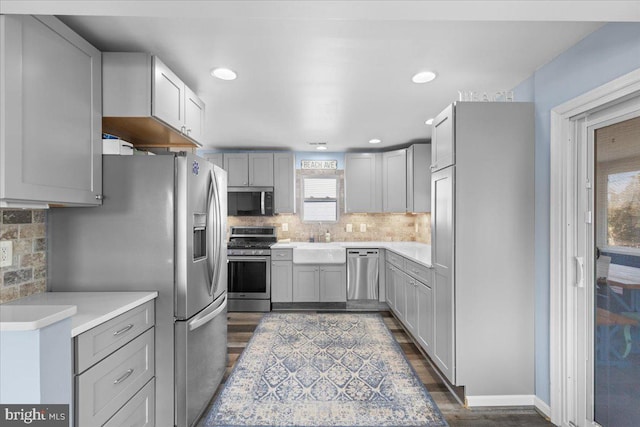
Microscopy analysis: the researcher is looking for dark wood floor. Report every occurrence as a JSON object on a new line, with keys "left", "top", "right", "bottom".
{"left": 199, "top": 311, "right": 552, "bottom": 427}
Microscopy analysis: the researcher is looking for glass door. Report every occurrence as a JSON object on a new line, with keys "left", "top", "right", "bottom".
{"left": 593, "top": 115, "right": 640, "bottom": 426}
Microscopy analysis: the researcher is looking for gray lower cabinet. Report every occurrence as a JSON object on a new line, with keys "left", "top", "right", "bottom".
{"left": 272, "top": 260, "right": 293, "bottom": 303}
{"left": 292, "top": 264, "right": 346, "bottom": 303}
{"left": 103, "top": 379, "right": 155, "bottom": 427}
{"left": 74, "top": 301, "right": 156, "bottom": 427}
{"left": 385, "top": 254, "right": 435, "bottom": 367}
{"left": 319, "top": 266, "right": 347, "bottom": 302}
{"left": 273, "top": 153, "right": 295, "bottom": 213}
{"left": 385, "top": 263, "right": 396, "bottom": 309}
{"left": 0, "top": 15, "right": 102, "bottom": 208}
{"left": 416, "top": 280, "right": 433, "bottom": 353}
{"left": 404, "top": 276, "right": 418, "bottom": 334}
{"left": 293, "top": 266, "right": 320, "bottom": 302}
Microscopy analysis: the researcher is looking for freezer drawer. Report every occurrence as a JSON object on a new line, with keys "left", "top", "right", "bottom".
{"left": 76, "top": 328, "right": 155, "bottom": 427}
{"left": 175, "top": 293, "right": 228, "bottom": 427}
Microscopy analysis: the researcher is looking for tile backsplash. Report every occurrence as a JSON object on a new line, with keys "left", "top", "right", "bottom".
{"left": 0, "top": 209, "right": 47, "bottom": 303}
{"left": 228, "top": 211, "right": 431, "bottom": 243}
{"left": 229, "top": 168, "right": 431, "bottom": 242}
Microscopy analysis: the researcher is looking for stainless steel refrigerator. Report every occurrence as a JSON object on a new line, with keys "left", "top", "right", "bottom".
{"left": 48, "top": 153, "right": 228, "bottom": 427}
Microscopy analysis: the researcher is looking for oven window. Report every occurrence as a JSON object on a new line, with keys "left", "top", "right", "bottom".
{"left": 228, "top": 260, "right": 267, "bottom": 293}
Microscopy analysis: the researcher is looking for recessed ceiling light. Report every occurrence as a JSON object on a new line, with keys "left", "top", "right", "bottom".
{"left": 211, "top": 68, "right": 237, "bottom": 80}
{"left": 369, "top": 138, "right": 382, "bottom": 144}
{"left": 412, "top": 71, "right": 437, "bottom": 84}
{"left": 316, "top": 146, "right": 328, "bottom": 151}
{"left": 425, "top": 118, "right": 434, "bottom": 125}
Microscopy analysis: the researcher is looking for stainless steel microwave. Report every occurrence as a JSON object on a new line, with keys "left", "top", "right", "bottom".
{"left": 228, "top": 187, "right": 274, "bottom": 216}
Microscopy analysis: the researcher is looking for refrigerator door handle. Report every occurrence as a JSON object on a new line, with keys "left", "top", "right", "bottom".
{"left": 211, "top": 169, "right": 223, "bottom": 289}
{"left": 206, "top": 170, "right": 216, "bottom": 296}
{"left": 188, "top": 295, "right": 227, "bottom": 331}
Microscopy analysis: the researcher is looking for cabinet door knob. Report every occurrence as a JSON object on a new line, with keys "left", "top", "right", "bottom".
{"left": 95, "top": 194, "right": 103, "bottom": 200}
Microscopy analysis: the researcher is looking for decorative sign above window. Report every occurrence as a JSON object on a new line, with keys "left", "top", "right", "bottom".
{"left": 301, "top": 160, "right": 338, "bottom": 170}
{"left": 458, "top": 90, "right": 514, "bottom": 102}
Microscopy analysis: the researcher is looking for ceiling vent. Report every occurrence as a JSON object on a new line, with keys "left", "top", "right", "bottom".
{"left": 307, "top": 142, "right": 327, "bottom": 147}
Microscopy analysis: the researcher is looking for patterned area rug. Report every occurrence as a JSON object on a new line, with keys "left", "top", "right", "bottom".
{"left": 204, "top": 312, "right": 448, "bottom": 427}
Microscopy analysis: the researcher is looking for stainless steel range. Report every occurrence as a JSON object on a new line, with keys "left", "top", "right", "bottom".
{"left": 227, "top": 226, "right": 277, "bottom": 312}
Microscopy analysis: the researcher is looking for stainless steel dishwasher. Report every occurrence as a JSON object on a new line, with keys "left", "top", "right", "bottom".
{"left": 347, "top": 249, "right": 379, "bottom": 300}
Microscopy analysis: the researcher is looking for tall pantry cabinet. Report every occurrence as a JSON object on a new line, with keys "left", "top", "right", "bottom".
{"left": 431, "top": 102, "right": 535, "bottom": 402}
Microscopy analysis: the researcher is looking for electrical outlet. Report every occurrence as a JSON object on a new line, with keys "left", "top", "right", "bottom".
{"left": 360, "top": 224, "right": 367, "bottom": 233}
{"left": 346, "top": 224, "right": 353, "bottom": 233}
{"left": 0, "top": 241, "right": 12, "bottom": 268}
{"left": 282, "top": 223, "right": 288, "bottom": 232}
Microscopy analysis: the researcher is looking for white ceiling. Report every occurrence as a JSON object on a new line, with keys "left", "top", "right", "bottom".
{"left": 2, "top": 1, "right": 637, "bottom": 152}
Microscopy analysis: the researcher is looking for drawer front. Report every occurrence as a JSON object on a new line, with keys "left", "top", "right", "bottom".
{"left": 272, "top": 248, "right": 293, "bottom": 261}
{"left": 386, "top": 251, "right": 404, "bottom": 269}
{"left": 104, "top": 378, "right": 155, "bottom": 427}
{"left": 76, "top": 300, "right": 155, "bottom": 373}
{"left": 76, "top": 328, "right": 155, "bottom": 427}
{"left": 405, "top": 259, "right": 431, "bottom": 283}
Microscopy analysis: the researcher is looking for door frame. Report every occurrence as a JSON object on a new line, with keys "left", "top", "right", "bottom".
{"left": 550, "top": 68, "right": 640, "bottom": 426}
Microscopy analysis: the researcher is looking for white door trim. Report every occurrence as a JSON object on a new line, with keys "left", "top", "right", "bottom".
{"left": 549, "top": 68, "right": 640, "bottom": 426}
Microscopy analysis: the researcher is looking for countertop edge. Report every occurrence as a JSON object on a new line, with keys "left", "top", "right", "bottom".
{"left": 0, "top": 305, "right": 77, "bottom": 332}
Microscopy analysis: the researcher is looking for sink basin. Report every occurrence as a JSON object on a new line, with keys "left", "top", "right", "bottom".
{"left": 292, "top": 243, "right": 346, "bottom": 264}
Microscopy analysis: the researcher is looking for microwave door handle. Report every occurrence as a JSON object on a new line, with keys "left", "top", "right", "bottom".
{"left": 261, "top": 192, "right": 265, "bottom": 215}
{"left": 206, "top": 170, "right": 216, "bottom": 296}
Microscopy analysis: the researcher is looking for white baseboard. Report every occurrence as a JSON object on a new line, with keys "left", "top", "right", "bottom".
{"left": 465, "top": 394, "right": 536, "bottom": 407}
{"left": 534, "top": 396, "right": 551, "bottom": 419}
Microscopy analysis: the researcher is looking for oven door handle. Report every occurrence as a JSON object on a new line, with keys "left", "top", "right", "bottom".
{"left": 228, "top": 256, "right": 271, "bottom": 262}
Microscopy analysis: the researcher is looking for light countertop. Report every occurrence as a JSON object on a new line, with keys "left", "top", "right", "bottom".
{"left": 272, "top": 241, "right": 432, "bottom": 267}
{"left": 3, "top": 292, "right": 157, "bottom": 337}
{"left": 0, "top": 304, "right": 77, "bottom": 331}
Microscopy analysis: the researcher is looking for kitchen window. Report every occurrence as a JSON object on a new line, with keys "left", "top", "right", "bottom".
{"left": 302, "top": 176, "right": 338, "bottom": 222}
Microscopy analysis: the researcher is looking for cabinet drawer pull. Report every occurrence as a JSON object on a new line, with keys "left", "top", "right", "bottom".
{"left": 113, "top": 369, "right": 134, "bottom": 385}
{"left": 113, "top": 324, "right": 134, "bottom": 336}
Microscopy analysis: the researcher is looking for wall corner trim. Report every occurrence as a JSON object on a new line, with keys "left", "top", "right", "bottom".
{"left": 534, "top": 396, "right": 551, "bottom": 419}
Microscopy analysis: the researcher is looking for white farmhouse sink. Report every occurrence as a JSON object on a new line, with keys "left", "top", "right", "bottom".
{"left": 292, "top": 243, "right": 346, "bottom": 264}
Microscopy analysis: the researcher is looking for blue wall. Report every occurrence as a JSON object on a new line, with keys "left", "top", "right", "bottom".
{"left": 513, "top": 23, "right": 640, "bottom": 405}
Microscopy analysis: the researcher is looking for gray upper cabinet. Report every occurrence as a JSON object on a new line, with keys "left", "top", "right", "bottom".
{"left": 344, "top": 153, "right": 382, "bottom": 213}
{"left": 382, "top": 149, "right": 407, "bottom": 212}
{"left": 223, "top": 153, "right": 274, "bottom": 187}
{"left": 184, "top": 86, "right": 205, "bottom": 143}
{"left": 406, "top": 144, "right": 431, "bottom": 213}
{"left": 153, "top": 57, "right": 185, "bottom": 132}
{"left": 0, "top": 15, "right": 102, "bottom": 208}
{"left": 102, "top": 52, "right": 205, "bottom": 147}
{"left": 249, "top": 153, "right": 274, "bottom": 186}
{"left": 204, "top": 153, "right": 224, "bottom": 170}
{"left": 273, "top": 152, "right": 295, "bottom": 213}
{"left": 224, "top": 153, "right": 249, "bottom": 186}
{"left": 431, "top": 104, "right": 454, "bottom": 172}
